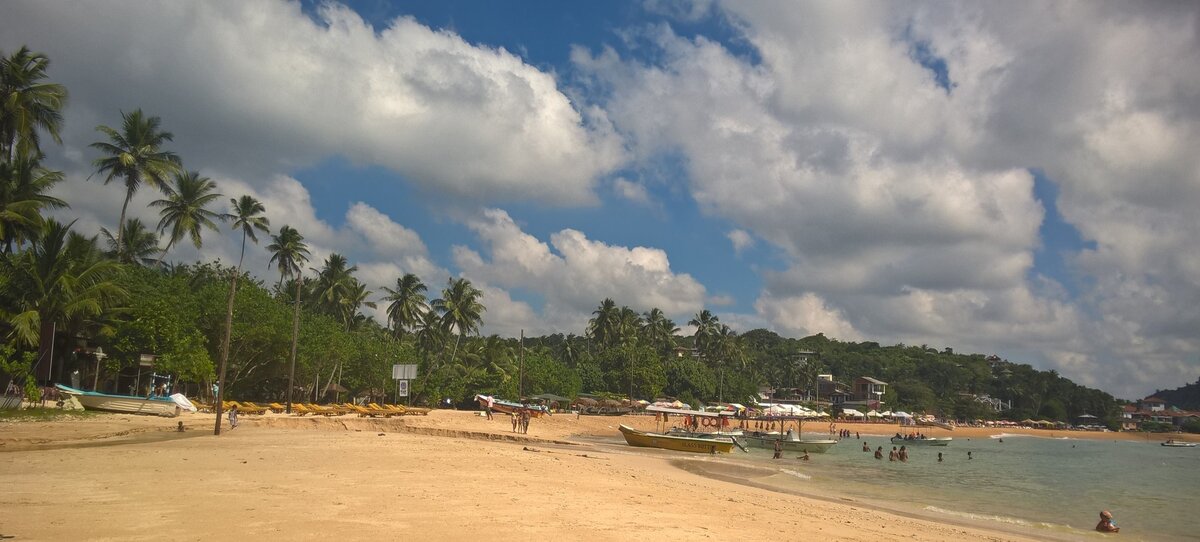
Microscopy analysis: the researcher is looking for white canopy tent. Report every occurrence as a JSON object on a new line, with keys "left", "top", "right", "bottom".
{"left": 842, "top": 408, "right": 865, "bottom": 417}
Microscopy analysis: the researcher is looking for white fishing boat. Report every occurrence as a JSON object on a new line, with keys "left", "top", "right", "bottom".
{"left": 1160, "top": 440, "right": 1196, "bottom": 448}
{"left": 55, "top": 384, "right": 194, "bottom": 417}
{"left": 740, "top": 430, "right": 838, "bottom": 453}
{"left": 891, "top": 436, "right": 952, "bottom": 446}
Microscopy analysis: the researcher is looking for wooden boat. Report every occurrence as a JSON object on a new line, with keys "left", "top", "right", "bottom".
{"left": 618, "top": 424, "right": 736, "bottom": 454}
{"left": 891, "top": 436, "right": 952, "bottom": 446}
{"left": 740, "top": 430, "right": 838, "bottom": 453}
{"left": 1161, "top": 440, "right": 1196, "bottom": 448}
{"left": 476, "top": 395, "right": 549, "bottom": 418}
{"left": 55, "top": 384, "right": 185, "bottom": 417}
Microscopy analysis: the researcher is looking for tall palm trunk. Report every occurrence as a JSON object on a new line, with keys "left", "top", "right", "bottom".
{"left": 285, "top": 275, "right": 301, "bottom": 414}
{"left": 115, "top": 188, "right": 133, "bottom": 259}
{"left": 213, "top": 230, "right": 247, "bottom": 436}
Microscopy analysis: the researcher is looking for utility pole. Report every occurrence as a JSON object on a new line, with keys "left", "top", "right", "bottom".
{"left": 518, "top": 330, "right": 525, "bottom": 398}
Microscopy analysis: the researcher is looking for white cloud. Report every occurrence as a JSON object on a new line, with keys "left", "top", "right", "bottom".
{"left": 612, "top": 177, "right": 654, "bottom": 207}
{"left": 726, "top": 229, "right": 754, "bottom": 254}
{"left": 577, "top": 3, "right": 1200, "bottom": 397}
{"left": 1, "top": 0, "right": 624, "bottom": 205}
{"left": 453, "top": 208, "right": 707, "bottom": 331}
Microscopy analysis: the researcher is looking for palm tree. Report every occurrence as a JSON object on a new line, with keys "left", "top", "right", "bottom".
{"left": 4, "top": 219, "right": 125, "bottom": 383}
{"left": 432, "top": 277, "right": 485, "bottom": 369}
{"left": 381, "top": 273, "right": 428, "bottom": 339}
{"left": 616, "top": 306, "right": 642, "bottom": 347}
{"left": 0, "top": 157, "right": 67, "bottom": 252}
{"left": 266, "top": 225, "right": 309, "bottom": 414}
{"left": 689, "top": 309, "right": 720, "bottom": 359}
{"left": 90, "top": 109, "right": 181, "bottom": 258}
{"left": 149, "top": 171, "right": 223, "bottom": 266}
{"left": 213, "top": 195, "right": 269, "bottom": 435}
{"left": 641, "top": 307, "right": 678, "bottom": 356}
{"left": 99, "top": 218, "right": 161, "bottom": 266}
{"left": 587, "top": 298, "right": 619, "bottom": 350}
{"left": 339, "top": 279, "right": 375, "bottom": 331}
{"left": 311, "top": 253, "right": 356, "bottom": 318}
{"left": 413, "top": 309, "right": 446, "bottom": 356}
{"left": 0, "top": 46, "right": 68, "bottom": 161}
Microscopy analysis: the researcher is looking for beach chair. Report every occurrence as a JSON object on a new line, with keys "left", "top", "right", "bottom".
{"left": 233, "top": 402, "right": 269, "bottom": 415}
{"left": 304, "top": 403, "right": 339, "bottom": 416}
{"left": 267, "top": 403, "right": 288, "bottom": 413}
{"left": 402, "top": 407, "right": 431, "bottom": 416}
{"left": 289, "top": 403, "right": 314, "bottom": 416}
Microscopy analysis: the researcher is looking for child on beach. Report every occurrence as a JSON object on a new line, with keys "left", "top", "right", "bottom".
{"left": 228, "top": 404, "right": 238, "bottom": 429}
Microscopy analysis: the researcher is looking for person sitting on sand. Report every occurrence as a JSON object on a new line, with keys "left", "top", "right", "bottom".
{"left": 1096, "top": 510, "right": 1119, "bottom": 533}
{"left": 874, "top": 446, "right": 883, "bottom": 460}
{"left": 177, "top": 421, "right": 185, "bottom": 432}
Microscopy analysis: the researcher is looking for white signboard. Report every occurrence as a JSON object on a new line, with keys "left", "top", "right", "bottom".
{"left": 392, "top": 364, "right": 418, "bottom": 380}
{"left": 397, "top": 380, "right": 409, "bottom": 397}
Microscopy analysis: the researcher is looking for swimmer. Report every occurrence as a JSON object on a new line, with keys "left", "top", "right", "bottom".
{"left": 862, "top": 442, "right": 870, "bottom": 452}
{"left": 874, "top": 446, "right": 883, "bottom": 460}
{"left": 937, "top": 452, "right": 943, "bottom": 462}
{"left": 800, "top": 450, "right": 810, "bottom": 461}
{"left": 1095, "top": 510, "right": 1119, "bottom": 533}
{"left": 967, "top": 451, "right": 973, "bottom": 460}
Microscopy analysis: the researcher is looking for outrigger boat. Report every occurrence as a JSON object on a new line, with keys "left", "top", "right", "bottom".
{"left": 55, "top": 384, "right": 195, "bottom": 417}
{"left": 475, "top": 394, "right": 549, "bottom": 418}
{"left": 740, "top": 430, "right": 838, "bottom": 453}
{"left": 1161, "top": 440, "right": 1196, "bottom": 448}
{"left": 618, "top": 424, "right": 737, "bottom": 454}
{"left": 891, "top": 436, "right": 952, "bottom": 446}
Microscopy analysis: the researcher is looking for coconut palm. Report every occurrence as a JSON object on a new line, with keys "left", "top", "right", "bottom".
{"left": 381, "top": 273, "right": 428, "bottom": 339}
{"left": 90, "top": 109, "right": 181, "bottom": 258}
{"left": 339, "top": 279, "right": 375, "bottom": 331}
{"left": 0, "top": 46, "right": 68, "bottom": 161}
{"left": 0, "top": 157, "right": 67, "bottom": 252}
{"left": 311, "top": 253, "right": 356, "bottom": 318}
{"left": 213, "top": 195, "right": 269, "bottom": 435}
{"left": 99, "top": 218, "right": 162, "bottom": 266}
{"left": 616, "top": 306, "right": 642, "bottom": 347}
{"left": 266, "top": 225, "right": 309, "bottom": 414}
{"left": 587, "top": 298, "right": 619, "bottom": 350}
{"left": 4, "top": 219, "right": 125, "bottom": 382}
{"left": 149, "top": 171, "right": 224, "bottom": 266}
{"left": 432, "top": 277, "right": 485, "bottom": 368}
{"left": 641, "top": 307, "right": 678, "bottom": 356}
{"left": 689, "top": 309, "right": 720, "bottom": 359}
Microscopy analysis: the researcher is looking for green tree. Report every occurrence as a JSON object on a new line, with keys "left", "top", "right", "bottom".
{"left": 432, "top": 277, "right": 485, "bottom": 369}
{"left": 0, "top": 157, "right": 66, "bottom": 252}
{"left": 381, "top": 273, "right": 428, "bottom": 339}
{"left": 640, "top": 307, "right": 678, "bottom": 356}
{"left": 99, "top": 217, "right": 162, "bottom": 266}
{"left": 689, "top": 309, "right": 719, "bottom": 358}
{"left": 267, "top": 225, "right": 309, "bottom": 413}
{"left": 0, "top": 46, "right": 67, "bottom": 161}
{"left": 213, "top": 195, "right": 269, "bottom": 435}
{"left": 587, "top": 298, "right": 619, "bottom": 350}
{"left": 150, "top": 171, "right": 224, "bottom": 265}
{"left": 4, "top": 220, "right": 125, "bottom": 382}
{"left": 90, "top": 109, "right": 181, "bottom": 258}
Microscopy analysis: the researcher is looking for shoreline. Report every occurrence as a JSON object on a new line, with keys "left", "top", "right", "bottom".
{"left": 1, "top": 410, "right": 1188, "bottom": 540}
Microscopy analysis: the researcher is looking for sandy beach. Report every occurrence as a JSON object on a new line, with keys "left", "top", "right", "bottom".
{"left": 1, "top": 410, "right": 1190, "bottom": 541}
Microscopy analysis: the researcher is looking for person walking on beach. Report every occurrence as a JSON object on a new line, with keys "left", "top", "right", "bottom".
{"left": 773, "top": 439, "right": 783, "bottom": 459}
{"left": 511, "top": 413, "right": 518, "bottom": 433}
{"left": 227, "top": 404, "right": 239, "bottom": 430}
{"left": 874, "top": 446, "right": 883, "bottom": 460}
{"left": 522, "top": 411, "right": 530, "bottom": 434}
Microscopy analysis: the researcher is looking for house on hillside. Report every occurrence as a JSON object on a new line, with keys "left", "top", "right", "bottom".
{"left": 1140, "top": 397, "right": 1167, "bottom": 412}
{"left": 853, "top": 377, "right": 887, "bottom": 407}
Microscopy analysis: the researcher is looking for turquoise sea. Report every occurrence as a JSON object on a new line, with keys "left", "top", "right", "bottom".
{"left": 736, "top": 432, "right": 1200, "bottom": 541}
{"left": 588, "top": 430, "right": 1200, "bottom": 540}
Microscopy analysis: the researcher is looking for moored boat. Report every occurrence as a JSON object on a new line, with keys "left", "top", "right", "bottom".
{"left": 891, "top": 436, "right": 952, "bottom": 446}
{"left": 740, "top": 430, "right": 838, "bottom": 453}
{"left": 475, "top": 394, "right": 549, "bottom": 417}
{"left": 1161, "top": 440, "right": 1196, "bottom": 447}
{"left": 618, "top": 424, "right": 736, "bottom": 454}
{"left": 55, "top": 384, "right": 193, "bottom": 417}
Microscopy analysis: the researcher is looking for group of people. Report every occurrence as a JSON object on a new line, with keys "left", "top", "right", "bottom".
{"left": 894, "top": 432, "right": 929, "bottom": 440}
{"left": 510, "top": 410, "right": 531, "bottom": 434}
{"left": 864, "top": 444, "right": 910, "bottom": 461}
{"left": 835, "top": 429, "right": 857, "bottom": 439}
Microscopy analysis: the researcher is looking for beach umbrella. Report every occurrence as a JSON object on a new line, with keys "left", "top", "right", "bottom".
{"left": 881, "top": 411, "right": 894, "bottom": 417}
{"left": 893, "top": 411, "right": 913, "bottom": 418}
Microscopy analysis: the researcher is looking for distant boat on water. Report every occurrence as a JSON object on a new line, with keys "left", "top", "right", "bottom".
{"left": 891, "top": 436, "right": 952, "bottom": 446}
{"left": 55, "top": 384, "right": 194, "bottom": 417}
{"left": 1160, "top": 440, "right": 1195, "bottom": 448}
{"left": 739, "top": 430, "right": 838, "bottom": 453}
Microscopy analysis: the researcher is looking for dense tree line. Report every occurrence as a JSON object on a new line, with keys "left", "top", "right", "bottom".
{"left": 1, "top": 46, "right": 1123, "bottom": 429}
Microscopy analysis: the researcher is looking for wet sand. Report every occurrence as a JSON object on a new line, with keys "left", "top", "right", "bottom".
{"left": 0, "top": 409, "right": 1176, "bottom": 540}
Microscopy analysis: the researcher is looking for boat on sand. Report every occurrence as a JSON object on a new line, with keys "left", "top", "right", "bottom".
{"left": 55, "top": 384, "right": 195, "bottom": 417}
{"left": 618, "top": 424, "right": 736, "bottom": 454}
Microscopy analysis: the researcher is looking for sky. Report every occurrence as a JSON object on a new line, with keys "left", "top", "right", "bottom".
{"left": 2, "top": 0, "right": 1198, "bottom": 400}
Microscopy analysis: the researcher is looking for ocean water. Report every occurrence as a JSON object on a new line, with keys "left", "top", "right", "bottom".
{"left": 734, "top": 432, "right": 1200, "bottom": 541}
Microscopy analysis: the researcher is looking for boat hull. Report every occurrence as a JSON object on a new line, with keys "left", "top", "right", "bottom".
{"left": 619, "top": 425, "right": 735, "bottom": 454}
{"left": 891, "top": 437, "right": 951, "bottom": 446}
{"left": 740, "top": 433, "right": 837, "bottom": 453}
{"left": 56, "top": 385, "right": 180, "bottom": 417}
{"left": 1161, "top": 442, "right": 1196, "bottom": 447}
